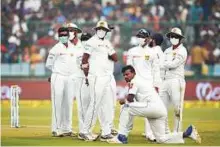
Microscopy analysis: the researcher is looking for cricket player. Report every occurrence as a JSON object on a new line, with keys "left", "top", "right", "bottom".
{"left": 151, "top": 33, "right": 165, "bottom": 79}
{"left": 80, "top": 20, "right": 118, "bottom": 141}
{"left": 107, "top": 65, "right": 201, "bottom": 144}
{"left": 141, "top": 33, "right": 165, "bottom": 139}
{"left": 99, "top": 24, "right": 118, "bottom": 136}
{"left": 46, "top": 27, "right": 79, "bottom": 137}
{"left": 65, "top": 23, "right": 88, "bottom": 137}
{"left": 127, "top": 29, "right": 161, "bottom": 141}
{"left": 161, "top": 27, "right": 187, "bottom": 133}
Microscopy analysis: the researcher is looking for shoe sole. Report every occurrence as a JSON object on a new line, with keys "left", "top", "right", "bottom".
{"left": 192, "top": 126, "right": 201, "bottom": 144}
{"left": 78, "top": 136, "right": 84, "bottom": 140}
{"left": 100, "top": 138, "right": 111, "bottom": 142}
{"left": 83, "top": 135, "right": 100, "bottom": 142}
{"left": 107, "top": 139, "right": 122, "bottom": 144}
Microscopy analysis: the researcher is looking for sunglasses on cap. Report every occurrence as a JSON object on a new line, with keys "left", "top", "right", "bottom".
{"left": 170, "top": 34, "right": 180, "bottom": 39}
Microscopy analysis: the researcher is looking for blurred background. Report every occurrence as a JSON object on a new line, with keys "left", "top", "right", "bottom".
{"left": 1, "top": 0, "right": 220, "bottom": 101}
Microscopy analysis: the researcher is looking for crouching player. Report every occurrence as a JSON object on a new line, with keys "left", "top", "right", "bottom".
{"left": 107, "top": 65, "right": 201, "bottom": 144}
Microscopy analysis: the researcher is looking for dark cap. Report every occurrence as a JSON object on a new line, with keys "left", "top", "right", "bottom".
{"left": 152, "top": 33, "right": 164, "bottom": 46}
{"left": 136, "top": 29, "right": 150, "bottom": 38}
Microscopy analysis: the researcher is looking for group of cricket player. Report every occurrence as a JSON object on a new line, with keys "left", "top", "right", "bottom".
{"left": 45, "top": 20, "right": 201, "bottom": 144}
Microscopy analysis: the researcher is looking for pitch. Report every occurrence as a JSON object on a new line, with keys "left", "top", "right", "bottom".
{"left": 1, "top": 100, "right": 220, "bottom": 146}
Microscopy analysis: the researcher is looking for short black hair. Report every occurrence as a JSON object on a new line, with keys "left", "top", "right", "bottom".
{"left": 58, "top": 27, "right": 69, "bottom": 33}
{"left": 121, "top": 65, "right": 136, "bottom": 74}
{"left": 81, "top": 32, "right": 92, "bottom": 41}
{"left": 152, "top": 33, "right": 164, "bottom": 46}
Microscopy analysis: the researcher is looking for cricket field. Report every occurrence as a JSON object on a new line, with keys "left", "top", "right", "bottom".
{"left": 1, "top": 100, "right": 220, "bottom": 146}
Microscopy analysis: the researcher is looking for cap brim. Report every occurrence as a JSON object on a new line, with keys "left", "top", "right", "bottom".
{"left": 136, "top": 34, "right": 149, "bottom": 38}
{"left": 93, "top": 26, "right": 110, "bottom": 32}
{"left": 68, "top": 27, "right": 82, "bottom": 33}
{"left": 166, "top": 32, "right": 185, "bottom": 38}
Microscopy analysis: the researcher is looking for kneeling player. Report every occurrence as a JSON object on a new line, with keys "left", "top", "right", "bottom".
{"left": 108, "top": 65, "right": 201, "bottom": 144}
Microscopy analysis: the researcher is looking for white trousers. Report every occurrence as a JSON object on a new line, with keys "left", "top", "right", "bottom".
{"left": 82, "top": 75, "right": 113, "bottom": 135}
{"left": 160, "top": 78, "right": 186, "bottom": 133}
{"left": 74, "top": 77, "right": 90, "bottom": 133}
{"left": 98, "top": 75, "right": 116, "bottom": 134}
{"left": 118, "top": 98, "right": 185, "bottom": 143}
{"left": 51, "top": 73, "right": 74, "bottom": 133}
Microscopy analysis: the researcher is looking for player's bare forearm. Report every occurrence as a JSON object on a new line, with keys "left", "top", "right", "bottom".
{"left": 81, "top": 53, "right": 90, "bottom": 77}
{"left": 108, "top": 53, "right": 118, "bottom": 62}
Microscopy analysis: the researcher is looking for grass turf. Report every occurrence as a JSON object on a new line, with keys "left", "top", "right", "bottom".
{"left": 1, "top": 100, "right": 220, "bottom": 146}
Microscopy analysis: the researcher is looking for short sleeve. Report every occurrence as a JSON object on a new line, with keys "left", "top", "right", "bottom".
{"left": 84, "top": 43, "right": 94, "bottom": 55}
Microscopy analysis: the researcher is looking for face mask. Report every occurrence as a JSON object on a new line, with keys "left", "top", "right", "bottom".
{"left": 96, "top": 30, "right": 106, "bottom": 39}
{"left": 59, "top": 36, "right": 68, "bottom": 44}
{"left": 170, "top": 38, "right": 179, "bottom": 45}
{"left": 69, "top": 32, "right": 75, "bottom": 40}
{"left": 137, "top": 38, "right": 146, "bottom": 46}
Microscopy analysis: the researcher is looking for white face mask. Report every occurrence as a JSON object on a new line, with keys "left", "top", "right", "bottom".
{"left": 96, "top": 30, "right": 107, "bottom": 39}
{"left": 137, "top": 38, "right": 146, "bottom": 46}
{"left": 69, "top": 32, "right": 75, "bottom": 40}
{"left": 170, "top": 38, "right": 179, "bottom": 45}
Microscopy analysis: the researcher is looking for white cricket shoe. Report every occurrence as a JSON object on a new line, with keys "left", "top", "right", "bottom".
{"left": 78, "top": 133, "right": 99, "bottom": 141}
{"left": 107, "top": 136, "right": 123, "bottom": 144}
{"left": 187, "top": 125, "right": 201, "bottom": 144}
{"left": 100, "top": 134, "right": 114, "bottom": 142}
{"left": 107, "top": 134, "right": 128, "bottom": 144}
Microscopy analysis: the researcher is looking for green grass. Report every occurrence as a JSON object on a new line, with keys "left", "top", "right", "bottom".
{"left": 1, "top": 101, "right": 220, "bottom": 146}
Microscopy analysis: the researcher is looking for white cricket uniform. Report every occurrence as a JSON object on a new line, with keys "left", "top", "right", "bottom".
{"left": 68, "top": 41, "right": 89, "bottom": 134}
{"left": 127, "top": 45, "right": 161, "bottom": 139}
{"left": 161, "top": 44, "right": 187, "bottom": 133}
{"left": 153, "top": 45, "right": 165, "bottom": 80}
{"left": 82, "top": 35, "right": 116, "bottom": 136}
{"left": 118, "top": 75, "right": 185, "bottom": 143}
{"left": 98, "top": 58, "right": 117, "bottom": 133}
{"left": 46, "top": 41, "right": 79, "bottom": 134}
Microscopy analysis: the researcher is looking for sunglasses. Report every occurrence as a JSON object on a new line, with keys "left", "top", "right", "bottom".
{"left": 170, "top": 34, "right": 180, "bottom": 39}
{"left": 58, "top": 34, "right": 68, "bottom": 37}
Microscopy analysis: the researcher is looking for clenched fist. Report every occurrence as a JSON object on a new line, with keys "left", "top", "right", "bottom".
{"left": 119, "top": 99, "right": 125, "bottom": 105}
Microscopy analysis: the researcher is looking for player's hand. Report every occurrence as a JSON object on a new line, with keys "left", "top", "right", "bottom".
{"left": 154, "top": 87, "right": 159, "bottom": 93}
{"left": 119, "top": 99, "right": 125, "bottom": 105}
{"left": 48, "top": 77, "right": 51, "bottom": 83}
{"left": 85, "top": 78, "right": 89, "bottom": 86}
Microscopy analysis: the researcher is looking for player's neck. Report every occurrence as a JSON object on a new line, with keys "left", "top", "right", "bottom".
{"left": 172, "top": 43, "right": 181, "bottom": 50}
{"left": 70, "top": 38, "right": 78, "bottom": 45}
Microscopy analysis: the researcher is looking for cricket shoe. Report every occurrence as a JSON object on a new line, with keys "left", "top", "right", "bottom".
{"left": 78, "top": 133, "right": 99, "bottom": 141}
{"left": 100, "top": 134, "right": 114, "bottom": 142}
{"left": 111, "top": 129, "right": 118, "bottom": 136}
{"left": 146, "top": 136, "right": 156, "bottom": 142}
{"left": 52, "top": 131, "right": 64, "bottom": 137}
{"left": 185, "top": 125, "right": 201, "bottom": 144}
{"left": 107, "top": 134, "right": 128, "bottom": 144}
{"left": 141, "top": 133, "right": 156, "bottom": 142}
{"left": 63, "top": 131, "right": 78, "bottom": 137}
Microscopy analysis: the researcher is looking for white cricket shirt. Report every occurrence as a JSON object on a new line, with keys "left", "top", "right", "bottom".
{"left": 163, "top": 44, "right": 187, "bottom": 79}
{"left": 127, "top": 45, "right": 161, "bottom": 88}
{"left": 84, "top": 35, "right": 116, "bottom": 76}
